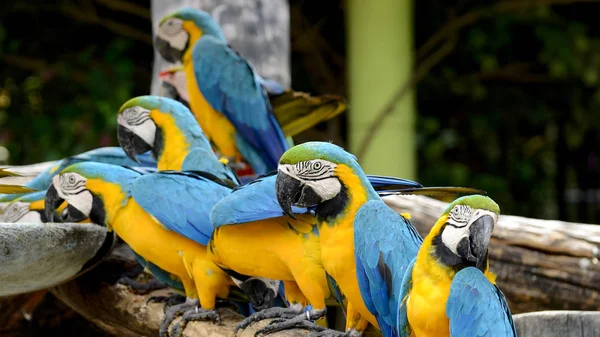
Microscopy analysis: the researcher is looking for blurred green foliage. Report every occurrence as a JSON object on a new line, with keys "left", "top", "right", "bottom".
{"left": 1, "top": 1, "right": 599, "bottom": 224}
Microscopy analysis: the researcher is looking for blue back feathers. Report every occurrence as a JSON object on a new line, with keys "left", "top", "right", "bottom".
{"left": 192, "top": 33, "right": 289, "bottom": 174}
{"left": 446, "top": 268, "right": 517, "bottom": 337}
{"left": 354, "top": 200, "right": 423, "bottom": 337}
{"left": 132, "top": 171, "right": 232, "bottom": 245}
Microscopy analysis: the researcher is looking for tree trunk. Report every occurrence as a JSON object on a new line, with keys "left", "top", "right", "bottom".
{"left": 381, "top": 195, "right": 600, "bottom": 313}
{"left": 149, "top": 0, "right": 291, "bottom": 96}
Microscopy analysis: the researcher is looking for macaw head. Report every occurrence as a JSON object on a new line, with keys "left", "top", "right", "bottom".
{"left": 276, "top": 141, "right": 378, "bottom": 220}
{"left": 117, "top": 95, "right": 207, "bottom": 169}
{"left": 0, "top": 191, "right": 61, "bottom": 223}
{"left": 432, "top": 195, "right": 499, "bottom": 273}
{"left": 155, "top": 7, "right": 225, "bottom": 63}
{"left": 158, "top": 65, "right": 189, "bottom": 103}
{"left": 44, "top": 162, "right": 141, "bottom": 226}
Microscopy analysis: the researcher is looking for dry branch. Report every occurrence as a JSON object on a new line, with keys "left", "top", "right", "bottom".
{"left": 50, "top": 244, "right": 313, "bottom": 337}
{"left": 382, "top": 194, "right": 600, "bottom": 313}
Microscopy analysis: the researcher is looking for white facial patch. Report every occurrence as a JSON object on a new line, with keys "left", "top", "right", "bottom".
{"left": 279, "top": 160, "right": 341, "bottom": 202}
{"left": 16, "top": 211, "right": 42, "bottom": 223}
{"left": 157, "top": 18, "right": 189, "bottom": 52}
{"left": 52, "top": 173, "right": 93, "bottom": 217}
{"left": 118, "top": 106, "right": 156, "bottom": 146}
{"left": 0, "top": 202, "right": 32, "bottom": 223}
{"left": 441, "top": 205, "right": 498, "bottom": 255}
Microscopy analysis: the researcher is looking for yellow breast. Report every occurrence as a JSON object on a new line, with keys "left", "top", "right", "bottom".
{"left": 183, "top": 55, "right": 239, "bottom": 160}
{"left": 208, "top": 215, "right": 319, "bottom": 281}
{"left": 149, "top": 109, "right": 190, "bottom": 171}
{"left": 111, "top": 197, "right": 208, "bottom": 280}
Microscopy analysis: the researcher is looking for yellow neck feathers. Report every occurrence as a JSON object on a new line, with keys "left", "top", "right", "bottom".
{"left": 84, "top": 178, "right": 128, "bottom": 229}
{"left": 149, "top": 109, "right": 190, "bottom": 171}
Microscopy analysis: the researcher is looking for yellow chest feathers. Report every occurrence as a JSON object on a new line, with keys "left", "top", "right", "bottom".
{"left": 149, "top": 109, "right": 189, "bottom": 171}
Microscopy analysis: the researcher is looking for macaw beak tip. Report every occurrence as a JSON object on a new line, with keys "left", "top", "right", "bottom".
{"left": 44, "top": 184, "right": 64, "bottom": 223}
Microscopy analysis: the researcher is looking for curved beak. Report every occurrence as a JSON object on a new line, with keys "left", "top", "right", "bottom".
{"left": 468, "top": 215, "right": 495, "bottom": 271}
{"left": 239, "top": 278, "right": 277, "bottom": 311}
{"left": 275, "top": 171, "right": 301, "bottom": 220}
{"left": 44, "top": 184, "right": 64, "bottom": 223}
{"left": 117, "top": 124, "right": 151, "bottom": 163}
{"left": 155, "top": 37, "right": 183, "bottom": 63}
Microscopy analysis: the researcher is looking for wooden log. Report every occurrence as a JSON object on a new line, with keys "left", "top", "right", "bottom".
{"left": 49, "top": 243, "right": 313, "bottom": 337}
{"left": 381, "top": 194, "right": 600, "bottom": 313}
{"left": 513, "top": 311, "right": 600, "bottom": 336}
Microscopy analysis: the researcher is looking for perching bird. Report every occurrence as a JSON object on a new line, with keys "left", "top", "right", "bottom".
{"left": 275, "top": 142, "right": 484, "bottom": 337}
{"left": 44, "top": 163, "right": 254, "bottom": 337}
{"left": 209, "top": 171, "right": 425, "bottom": 337}
{"left": 117, "top": 95, "right": 239, "bottom": 185}
{"left": 397, "top": 195, "right": 516, "bottom": 337}
{"left": 157, "top": 65, "right": 347, "bottom": 139}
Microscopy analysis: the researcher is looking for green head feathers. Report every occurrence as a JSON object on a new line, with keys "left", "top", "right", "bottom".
{"left": 279, "top": 141, "right": 360, "bottom": 167}
{"left": 444, "top": 195, "right": 500, "bottom": 215}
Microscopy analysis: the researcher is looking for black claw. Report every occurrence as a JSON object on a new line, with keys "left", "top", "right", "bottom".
{"left": 170, "top": 308, "right": 222, "bottom": 337}
{"left": 234, "top": 306, "right": 304, "bottom": 336}
{"left": 159, "top": 300, "right": 199, "bottom": 337}
{"left": 254, "top": 316, "right": 327, "bottom": 337}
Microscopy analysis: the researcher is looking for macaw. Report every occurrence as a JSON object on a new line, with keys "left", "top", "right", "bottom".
{"left": 44, "top": 163, "right": 262, "bottom": 337}
{"left": 209, "top": 171, "right": 441, "bottom": 337}
{"left": 158, "top": 65, "right": 347, "bottom": 139}
{"left": 274, "top": 142, "right": 484, "bottom": 337}
{"left": 116, "top": 95, "right": 293, "bottom": 315}
{"left": 397, "top": 195, "right": 516, "bottom": 337}
{"left": 116, "top": 95, "right": 239, "bottom": 185}
{"left": 0, "top": 190, "right": 69, "bottom": 223}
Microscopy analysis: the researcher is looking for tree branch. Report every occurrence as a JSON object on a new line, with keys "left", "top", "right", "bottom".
{"left": 50, "top": 244, "right": 314, "bottom": 337}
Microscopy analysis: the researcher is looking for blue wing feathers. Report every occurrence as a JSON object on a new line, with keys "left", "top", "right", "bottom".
{"left": 447, "top": 268, "right": 516, "bottom": 337}
{"left": 132, "top": 171, "right": 232, "bottom": 245}
{"left": 193, "top": 37, "right": 288, "bottom": 173}
{"left": 354, "top": 201, "right": 422, "bottom": 337}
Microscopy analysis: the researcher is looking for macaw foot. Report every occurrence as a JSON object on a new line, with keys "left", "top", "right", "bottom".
{"left": 234, "top": 304, "right": 305, "bottom": 335}
{"left": 170, "top": 307, "right": 222, "bottom": 337}
{"left": 159, "top": 298, "right": 199, "bottom": 337}
{"left": 254, "top": 308, "right": 328, "bottom": 337}
{"left": 310, "top": 328, "right": 362, "bottom": 337}
{"left": 147, "top": 293, "right": 187, "bottom": 312}
{"left": 117, "top": 276, "right": 167, "bottom": 294}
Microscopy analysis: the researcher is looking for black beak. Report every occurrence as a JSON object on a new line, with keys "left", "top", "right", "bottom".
{"left": 117, "top": 124, "right": 152, "bottom": 163}
{"left": 44, "top": 185, "right": 64, "bottom": 223}
{"left": 239, "top": 279, "right": 277, "bottom": 311}
{"left": 62, "top": 204, "right": 89, "bottom": 223}
{"left": 468, "top": 215, "right": 495, "bottom": 271}
{"left": 275, "top": 171, "right": 302, "bottom": 220}
{"left": 155, "top": 37, "right": 183, "bottom": 63}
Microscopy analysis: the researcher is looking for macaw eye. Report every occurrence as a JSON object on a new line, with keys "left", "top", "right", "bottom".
{"left": 69, "top": 175, "right": 76, "bottom": 184}
{"left": 161, "top": 18, "right": 183, "bottom": 36}
{"left": 12, "top": 205, "right": 18, "bottom": 212}
{"left": 313, "top": 162, "right": 322, "bottom": 170}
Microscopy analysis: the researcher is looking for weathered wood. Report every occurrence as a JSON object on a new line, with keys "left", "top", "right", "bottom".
{"left": 50, "top": 243, "right": 313, "bottom": 337}
{"left": 149, "top": 0, "right": 291, "bottom": 96}
{"left": 382, "top": 194, "right": 600, "bottom": 313}
{"left": 513, "top": 311, "right": 600, "bottom": 337}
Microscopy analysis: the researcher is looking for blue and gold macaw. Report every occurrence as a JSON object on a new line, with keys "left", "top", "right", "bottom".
{"left": 116, "top": 95, "right": 239, "bottom": 185}
{"left": 43, "top": 163, "right": 257, "bottom": 337}
{"left": 209, "top": 171, "right": 438, "bottom": 337}
{"left": 157, "top": 65, "right": 347, "bottom": 140}
{"left": 397, "top": 195, "right": 516, "bottom": 337}
{"left": 154, "top": 7, "right": 288, "bottom": 176}
{"left": 274, "top": 142, "right": 484, "bottom": 337}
